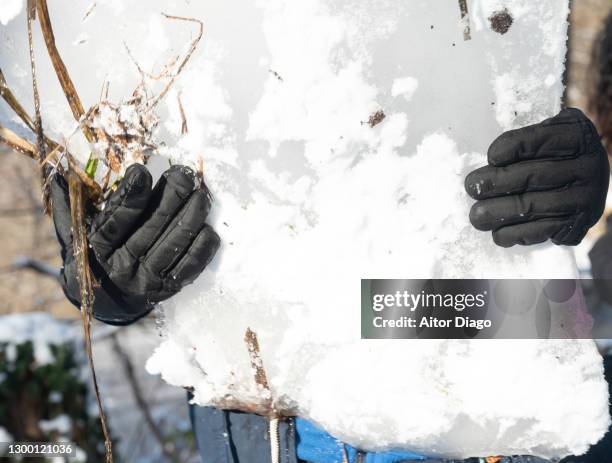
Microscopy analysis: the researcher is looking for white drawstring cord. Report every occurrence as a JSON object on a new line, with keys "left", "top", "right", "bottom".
{"left": 269, "top": 416, "right": 280, "bottom": 463}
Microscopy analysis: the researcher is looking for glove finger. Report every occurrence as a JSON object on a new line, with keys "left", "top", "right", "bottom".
{"left": 492, "top": 218, "right": 570, "bottom": 247}
{"left": 465, "top": 157, "right": 579, "bottom": 200}
{"left": 487, "top": 108, "right": 590, "bottom": 167}
{"left": 166, "top": 224, "right": 220, "bottom": 287}
{"left": 144, "top": 189, "right": 212, "bottom": 275}
{"left": 469, "top": 188, "right": 583, "bottom": 231}
{"left": 124, "top": 165, "right": 197, "bottom": 258}
{"left": 89, "top": 164, "right": 153, "bottom": 261}
{"left": 49, "top": 173, "right": 73, "bottom": 250}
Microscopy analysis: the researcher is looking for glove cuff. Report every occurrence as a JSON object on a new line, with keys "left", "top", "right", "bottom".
{"left": 61, "top": 253, "right": 154, "bottom": 326}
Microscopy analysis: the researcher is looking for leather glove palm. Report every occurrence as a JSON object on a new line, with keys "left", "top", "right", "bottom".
{"left": 465, "top": 108, "right": 610, "bottom": 247}
{"left": 51, "top": 164, "right": 220, "bottom": 325}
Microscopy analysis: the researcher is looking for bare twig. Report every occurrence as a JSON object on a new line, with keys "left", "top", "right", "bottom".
{"left": 177, "top": 92, "right": 188, "bottom": 134}
{"left": 67, "top": 157, "right": 103, "bottom": 200}
{"left": 210, "top": 396, "right": 294, "bottom": 418}
{"left": 67, "top": 166, "right": 113, "bottom": 463}
{"left": 0, "top": 125, "right": 103, "bottom": 203}
{"left": 36, "top": 0, "right": 96, "bottom": 143}
{"left": 83, "top": 2, "right": 97, "bottom": 21}
{"left": 110, "top": 333, "right": 178, "bottom": 461}
{"left": 149, "top": 14, "right": 203, "bottom": 108}
{"left": 0, "top": 68, "right": 36, "bottom": 134}
{"left": 25, "top": 2, "right": 111, "bottom": 460}
{"left": 0, "top": 125, "right": 37, "bottom": 159}
{"left": 1, "top": 67, "right": 63, "bottom": 153}
{"left": 0, "top": 135, "right": 103, "bottom": 202}
{"left": 458, "top": 0, "right": 471, "bottom": 41}
{"left": 124, "top": 42, "right": 179, "bottom": 82}
{"left": 11, "top": 255, "right": 60, "bottom": 279}
{"left": 26, "top": 0, "right": 50, "bottom": 212}
{"left": 245, "top": 328, "right": 271, "bottom": 394}
{"left": 196, "top": 156, "right": 204, "bottom": 182}
{"left": 268, "top": 69, "right": 283, "bottom": 82}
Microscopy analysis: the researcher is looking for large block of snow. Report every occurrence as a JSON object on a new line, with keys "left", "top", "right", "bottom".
{"left": 0, "top": 0, "right": 609, "bottom": 458}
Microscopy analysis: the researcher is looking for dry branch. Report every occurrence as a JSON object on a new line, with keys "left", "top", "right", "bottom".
{"left": 83, "top": 2, "right": 97, "bottom": 22}
{"left": 27, "top": 0, "right": 50, "bottom": 210}
{"left": 66, "top": 154, "right": 104, "bottom": 200}
{"left": 0, "top": 69, "right": 103, "bottom": 201}
{"left": 0, "top": 126, "right": 37, "bottom": 159}
{"left": 1, "top": 67, "right": 61, "bottom": 153}
{"left": 0, "top": 68, "right": 36, "bottom": 134}
{"left": 245, "top": 328, "right": 271, "bottom": 395}
{"left": 0, "top": 130, "right": 103, "bottom": 202}
{"left": 68, "top": 168, "right": 113, "bottom": 463}
{"left": 178, "top": 92, "right": 188, "bottom": 134}
{"left": 26, "top": 2, "right": 111, "bottom": 461}
{"left": 149, "top": 14, "right": 203, "bottom": 108}
{"left": 36, "top": 0, "right": 95, "bottom": 143}
{"left": 111, "top": 333, "right": 178, "bottom": 461}
{"left": 11, "top": 255, "right": 60, "bottom": 279}
{"left": 458, "top": 0, "right": 471, "bottom": 41}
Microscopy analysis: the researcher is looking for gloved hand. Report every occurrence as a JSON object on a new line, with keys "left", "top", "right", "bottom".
{"left": 50, "top": 164, "right": 220, "bottom": 325}
{"left": 465, "top": 108, "right": 610, "bottom": 247}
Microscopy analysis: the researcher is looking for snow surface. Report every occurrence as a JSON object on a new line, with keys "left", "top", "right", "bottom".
{"left": 0, "top": 0, "right": 609, "bottom": 459}
{"left": 0, "top": 0, "right": 23, "bottom": 26}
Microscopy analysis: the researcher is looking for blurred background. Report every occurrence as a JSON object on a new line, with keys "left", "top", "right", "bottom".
{"left": 2, "top": 0, "right": 612, "bottom": 462}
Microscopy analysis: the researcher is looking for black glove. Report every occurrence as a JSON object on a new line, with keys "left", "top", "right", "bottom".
{"left": 50, "top": 164, "right": 220, "bottom": 325}
{"left": 465, "top": 108, "right": 610, "bottom": 247}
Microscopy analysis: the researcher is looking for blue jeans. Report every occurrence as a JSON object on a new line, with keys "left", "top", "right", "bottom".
{"left": 188, "top": 403, "right": 552, "bottom": 463}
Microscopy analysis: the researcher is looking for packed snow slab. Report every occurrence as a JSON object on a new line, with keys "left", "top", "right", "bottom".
{"left": 0, "top": 0, "right": 609, "bottom": 458}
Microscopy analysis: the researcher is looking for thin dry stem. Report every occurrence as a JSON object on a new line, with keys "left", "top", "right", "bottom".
{"left": 67, "top": 154, "right": 104, "bottom": 201}
{"left": 36, "top": 0, "right": 96, "bottom": 143}
{"left": 83, "top": 2, "right": 97, "bottom": 21}
{"left": 1, "top": 67, "right": 60, "bottom": 151}
{"left": 244, "top": 327, "right": 281, "bottom": 419}
{"left": 245, "top": 328, "right": 271, "bottom": 393}
{"left": 111, "top": 334, "right": 178, "bottom": 461}
{"left": 458, "top": 0, "right": 471, "bottom": 41}
{"left": 124, "top": 42, "right": 179, "bottom": 82}
{"left": 0, "top": 68, "right": 36, "bottom": 134}
{"left": 149, "top": 14, "right": 203, "bottom": 108}
{"left": 27, "top": 0, "right": 50, "bottom": 210}
{"left": 67, "top": 168, "right": 113, "bottom": 463}
{"left": 177, "top": 92, "right": 188, "bottom": 134}
{"left": 210, "top": 396, "right": 294, "bottom": 418}
{"left": 27, "top": 3, "right": 112, "bottom": 460}
{"left": 0, "top": 126, "right": 37, "bottom": 159}
{"left": 0, "top": 131, "right": 102, "bottom": 201}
